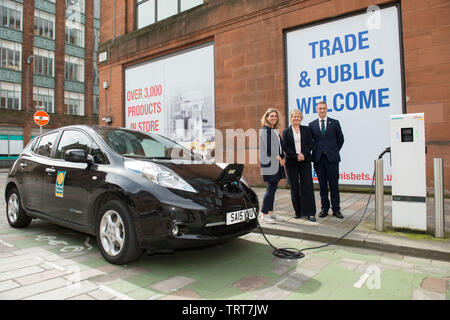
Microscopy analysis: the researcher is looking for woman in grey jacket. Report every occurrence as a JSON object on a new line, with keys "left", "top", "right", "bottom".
{"left": 259, "top": 107, "right": 286, "bottom": 224}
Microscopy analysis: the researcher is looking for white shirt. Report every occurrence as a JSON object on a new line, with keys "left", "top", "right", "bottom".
{"left": 319, "top": 116, "right": 328, "bottom": 131}
{"left": 291, "top": 126, "right": 301, "bottom": 154}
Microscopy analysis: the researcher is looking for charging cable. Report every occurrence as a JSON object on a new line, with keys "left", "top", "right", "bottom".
{"left": 240, "top": 146, "right": 390, "bottom": 259}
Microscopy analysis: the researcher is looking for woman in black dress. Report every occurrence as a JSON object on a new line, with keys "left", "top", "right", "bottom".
{"left": 282, "top": 109, "right": 316, "bottom": 221}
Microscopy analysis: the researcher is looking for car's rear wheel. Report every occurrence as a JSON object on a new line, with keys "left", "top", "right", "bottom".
{"left": 96, "top": 200, "right": 142, "bottom": 265}
{"left": 6, "top": 188, "right": 31, "bottom": 228}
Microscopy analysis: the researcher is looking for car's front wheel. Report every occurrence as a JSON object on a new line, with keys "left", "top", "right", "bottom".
{"left": 96, "top": 200, "right": 142, "bottom": 265}
{"left": 6, "top": 188, "right": 32, "bottom": 228}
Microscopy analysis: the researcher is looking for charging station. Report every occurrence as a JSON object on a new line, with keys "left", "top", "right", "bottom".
{"left": 390, "top": 113, "right": 427, "bottom": 231}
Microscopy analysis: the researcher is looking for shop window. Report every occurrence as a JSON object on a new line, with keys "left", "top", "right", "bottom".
{"left": 0, "top": 135, "right": 23, "bottom": 160}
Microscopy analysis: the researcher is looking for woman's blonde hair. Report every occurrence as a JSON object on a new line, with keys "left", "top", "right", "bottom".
{"left": 289, "top": 109, "right": 303, "bottom": 121}
{"left": 261, "top": 107, "right": 281, "bottom": 129}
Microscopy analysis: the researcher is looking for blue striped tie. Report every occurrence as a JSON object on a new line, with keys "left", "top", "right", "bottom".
{"left": 321, "top": 119, "right": 325, "bottom": 135}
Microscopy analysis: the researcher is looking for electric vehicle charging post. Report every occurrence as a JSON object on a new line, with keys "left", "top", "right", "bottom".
{"left": 390, "top": 113, "right": 426, "bottom": 231}
{"left": 375, "top": 158, "right": 384, "bottom": 232}
{"left": 433, "top": 158, "right": 445, "bottom": 238}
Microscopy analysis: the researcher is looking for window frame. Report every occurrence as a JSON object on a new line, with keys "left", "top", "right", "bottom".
{"left": 55, "top": 129, "right": 109, "bottom": 164}
{"left": 0, "top": 5, "right": 22, "bottom": 31}
{"left": 0, "top": 87, "right": 21, "bottom": 110}
{"left": 31, "top": 131, "right": 60, "bottom": 159}
{"left": 136, "top": 0, "right": 203, "bottom": 29}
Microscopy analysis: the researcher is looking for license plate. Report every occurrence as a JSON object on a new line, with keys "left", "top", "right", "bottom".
{"left": 226, "top": 208, "right": 256, "bottom": 225}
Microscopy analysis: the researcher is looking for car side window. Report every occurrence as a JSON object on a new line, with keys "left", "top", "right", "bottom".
{"left": 56, "top": 130, "right": 92, "bottom": 160}
{"left": 33, "top": 132, "right": 59, "bottom": 158}
{"left": 56, "top": 130, "right": 108, "bottom": 164}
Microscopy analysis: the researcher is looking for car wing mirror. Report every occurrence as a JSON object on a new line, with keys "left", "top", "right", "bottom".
{"left": 64, "top": 149, "right": 94, "bottom": 165}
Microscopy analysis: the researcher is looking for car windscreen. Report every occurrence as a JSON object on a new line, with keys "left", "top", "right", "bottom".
{"left": 95, "top": 127, "right": 202, "bottom": 160}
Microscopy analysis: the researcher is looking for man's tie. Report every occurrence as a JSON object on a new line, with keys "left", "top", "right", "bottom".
{"left": 321, "top": 119, "right": 325, "bottom": 135}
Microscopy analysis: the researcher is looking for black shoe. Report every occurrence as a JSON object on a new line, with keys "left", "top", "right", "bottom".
{"left": 319, "top": 211, "right": 328, "bottom": 218}
{"left": 294, "top": 216, "right": 301, "bottom": 219}
{"left": 333, "top": 211, "right": 344, "bottom": 219}
{"left": 308, "top": 216, "right": 316, "bottom": 222}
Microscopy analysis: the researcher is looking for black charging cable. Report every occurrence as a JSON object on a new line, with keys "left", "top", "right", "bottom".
{"left": 239, "top": 146, "right": 391, "bottom": 259}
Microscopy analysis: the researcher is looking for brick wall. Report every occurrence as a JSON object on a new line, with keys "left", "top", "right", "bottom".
{"left": 401, "top": 0, "right": 450, "bottom": 194}
{"left": 98, "top": 0, "right": 450, "bottom": 193}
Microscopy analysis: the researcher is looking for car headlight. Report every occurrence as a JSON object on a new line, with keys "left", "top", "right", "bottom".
{"left": 125, "top": 160, "right": 197, "bottom": 193}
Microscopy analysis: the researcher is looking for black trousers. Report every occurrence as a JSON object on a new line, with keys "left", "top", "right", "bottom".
{"left": 285, "top": 161, "right": 316, "bottom": 217}
{"left": 261, "top": 181, "right": 278, "bottom": 214}
{"left": 313, "top": 153, "right": 340, "bottom": 212}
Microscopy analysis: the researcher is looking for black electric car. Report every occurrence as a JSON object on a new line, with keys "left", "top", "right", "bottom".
{"left": 5, "top": 125, "right": 259, "bottom": 264}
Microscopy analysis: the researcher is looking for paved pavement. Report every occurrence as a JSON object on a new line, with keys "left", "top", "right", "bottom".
{"left": 0, "top": 171, "right": 449, "bottom": 300}
{"left": 253, "top": 187, "right": 450, "bottom": 261}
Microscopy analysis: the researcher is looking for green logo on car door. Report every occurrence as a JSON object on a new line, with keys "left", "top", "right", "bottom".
{"left": 55, "top": 171, "right": 66, "bottom": 198}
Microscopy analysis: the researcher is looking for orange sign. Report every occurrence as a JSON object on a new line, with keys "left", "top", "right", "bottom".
{"left": 34, "top": 110, "right": 49, "bottom": 126}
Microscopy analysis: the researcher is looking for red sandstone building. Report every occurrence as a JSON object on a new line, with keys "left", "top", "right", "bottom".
{"left": 0, "top": 0, "right": 100, "bottom": 166}
{"left": 98, "top": 0, "right": 449, "bottom": 194}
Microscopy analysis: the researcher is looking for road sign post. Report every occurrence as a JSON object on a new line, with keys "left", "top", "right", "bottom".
{"left": 33, "top": 110, "right": 49, "bottom": 134}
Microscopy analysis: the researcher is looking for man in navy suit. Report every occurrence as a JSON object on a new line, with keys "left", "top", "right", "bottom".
{"left": 309, "top": 102, "right": 345, "bottom": 219}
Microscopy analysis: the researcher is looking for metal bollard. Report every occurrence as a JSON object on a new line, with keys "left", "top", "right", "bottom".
{"left": 375, "top": 159, "right": 384, "bottom": 232}
{"left": 433, "top": 158, "right": 445, "bottom": 238}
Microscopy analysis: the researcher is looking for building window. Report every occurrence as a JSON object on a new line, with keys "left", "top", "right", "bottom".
{"left": 137, "top": 0, "right": 203, "bottom": 29}
{"left": 93, "top": 95, "right": 99, "bottom": 115}
{"left": 64, "top": 56, "right": 84, "bottom": 82}
{"left": 0, "top": 40, "right": 21, "bottom": 71}
{"left": 137, "top": 0, "right": 155, "bottom": 29}
{"left": 34, "top": 10, "right": 55, "bottom": 40}
{"left": 33, "top": 48, "right": 54, "bottom": 77}
{"left": 64, "top": 93, "right": 84, "bottom": 116}
{"left": 93, "top": 0, "right": 100, "bottom": 19}
{"left": 0, "top": 1, "right": 22, "bottom": 31}
{"left": 181, "top": 0, "right": 203, "bottom": 11}
{"left": 65, "top": 21, "right": 85, "bottom": 47}
{"left": 33, "top": 88, "right": 54, "bottom": 113}
{"left": 34, "top": 55, "right": 53, "bottom": 77}
{"left": 66, "top": 0, "right": 85, "bottom": 16}
{"left": 158, "top": 0, "right": 177, "bottom": 21}
{"left": 0, "top": 82, "right": 21, "bottom": 110}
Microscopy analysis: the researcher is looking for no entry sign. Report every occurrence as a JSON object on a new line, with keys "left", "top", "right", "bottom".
{"left": 34, "top": 110, "right": 49, "bottom": 126}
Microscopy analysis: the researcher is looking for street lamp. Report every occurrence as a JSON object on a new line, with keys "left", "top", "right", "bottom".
{"left": 26, "top": 55, "right": 35, "bottom": 113}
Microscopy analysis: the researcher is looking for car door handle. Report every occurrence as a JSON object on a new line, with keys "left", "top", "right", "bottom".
{"left": 45, "top": 168, "right": 56, "bottom": 174}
